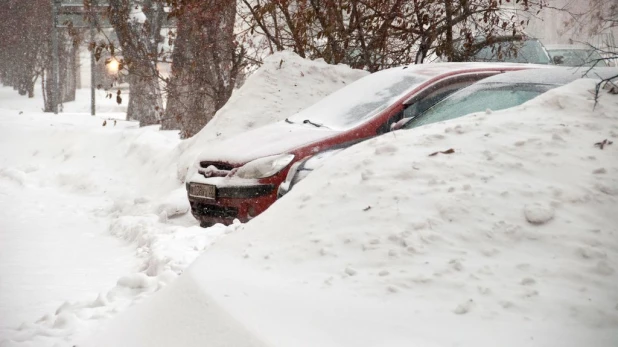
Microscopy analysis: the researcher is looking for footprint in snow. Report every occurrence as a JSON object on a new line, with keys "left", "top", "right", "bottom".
{"left": 344, "top": 267, "right": 358, "bottom": 276}
{"left": 387, "top": 285, "right": 399, "bottom": 293}
{"left": 520, "top": 278, "right": 536, "bottom": 286}
{"left": 592, "top": 168, "right": 607, "bottom": 174}
{"left": 594, "top": 261, "right": 615, "bottom": 276}
{"left": 523, "top": 202, "right": 554, "bottom": 225}
{"left": 454, "top": 299, "right": 474, "bottom": 314}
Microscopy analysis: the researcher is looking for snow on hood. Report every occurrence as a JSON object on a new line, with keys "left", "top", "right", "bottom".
{"left": 196, "top": 121, "right": 339, "bottom": 165}
{"left": 83, "top": 79, "right": 618, "bottom": 346}
{"left": 176, "top": 51, "right": 368, "bottom": 179}
{"left": 190, "top": 61, "right": 544, "bottom": 167}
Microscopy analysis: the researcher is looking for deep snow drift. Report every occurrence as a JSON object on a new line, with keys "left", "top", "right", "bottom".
{"left": 84, "top": 79, "right": 618, "bottom": 347}
{"left": 0, "top": 87, "right": 141, "bottom": 339}
{"left": 0, "top": 51, "right": 367, "bottom": 347}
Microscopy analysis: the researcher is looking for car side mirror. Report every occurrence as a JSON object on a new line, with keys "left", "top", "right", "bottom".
{"left": 390, "top": 117, "right": 412, "bottom": 131}
{"left": 552, "top": 55, "right": 564, "bottom": 65}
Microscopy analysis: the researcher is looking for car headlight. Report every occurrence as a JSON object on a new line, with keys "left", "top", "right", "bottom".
{"left": 235, "top": 154, "right": 295, "bottom": 179}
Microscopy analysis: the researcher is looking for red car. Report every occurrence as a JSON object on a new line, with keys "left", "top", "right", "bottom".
{"left": 187, "top": 62, "right": 542, "bottom": 226}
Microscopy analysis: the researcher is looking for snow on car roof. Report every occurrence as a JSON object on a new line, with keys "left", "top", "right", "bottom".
{"left": 545, "top": 44, "right": 596, "bottom": 51}
{"left": 287, "top": 62, "right": 541, "bottom": 131}
{"left": 381, "top": 61, "right": 537, "bottom": 77}
{"left": 477, "top": 66, "right": 618, "bottom": 85}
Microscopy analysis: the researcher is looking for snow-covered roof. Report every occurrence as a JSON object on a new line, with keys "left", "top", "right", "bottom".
{"left": 287, "top": 62, "right": 546, "bottom": 131}
{"left": 545, "top": 44, "right": 597, "bottom": 51}
{"left": 477, "top": 66, "right": 618, "bottom": 85}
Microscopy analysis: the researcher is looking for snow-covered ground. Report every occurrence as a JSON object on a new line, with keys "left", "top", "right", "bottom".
{"left": 0, "top": 87, "right": 140, "bottom": 338}
{"left": 2, "top": 51, "right": 616, "bottom": 347}
{"left": 0, "top": 51, "right": 367, "bottom": 347}
{"left": 80, "top": 79, "right": 618, "bottom": 347}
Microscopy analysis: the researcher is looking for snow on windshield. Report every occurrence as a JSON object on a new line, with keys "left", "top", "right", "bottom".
{"left": 404, "top": 82, "right": 555, "bottom": 129}
{"left": 288, "top": 68, "right": 427, "bottom": 130}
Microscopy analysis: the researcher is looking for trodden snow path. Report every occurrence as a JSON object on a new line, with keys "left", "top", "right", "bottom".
{"left": 0, "top": 177, "right": 138, "bottom": 334}
{"left": 0, "top": 54, "right": 371, "bottom": 346}
{"left": 0, "top": 86, "right": 239, "bottom": 347}
{"left": 0, "top": 88, "right": 140, "bottom": 339}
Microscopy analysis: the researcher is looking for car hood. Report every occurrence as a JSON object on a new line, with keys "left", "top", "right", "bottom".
{"left": 196, "top": 121, "right": 341, "bottom": 165}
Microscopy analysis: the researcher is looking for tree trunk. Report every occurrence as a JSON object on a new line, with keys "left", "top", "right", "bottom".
{"left": 444, "top": 0, "right": 454, "bottom": 61}
{"left": 108, "top": 0, "right": 165, "bottom": 126}
{"left": 62, "top": 41, "right": 78, "bottom": 102}
{"left": 43, "top": 65, "right": 54, "bottom": 112}
{"left": 163, "top": 0, "right": 240, "bottom": 138}
{"left": 127, "top": 63, "right": 163, "bottom": 126}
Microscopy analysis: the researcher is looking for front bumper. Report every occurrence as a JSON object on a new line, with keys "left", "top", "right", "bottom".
{"left": 187, "top": 179, "right": 277, "bottom": 226}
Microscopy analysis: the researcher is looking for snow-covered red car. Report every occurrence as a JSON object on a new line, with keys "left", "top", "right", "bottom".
{"left": 187, "top": 62, "right": 544, "bottom": 226}
{"left": 278, "top": 67, "right": 618, "bottom": 198}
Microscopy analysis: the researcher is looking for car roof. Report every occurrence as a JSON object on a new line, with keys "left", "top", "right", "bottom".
{"left": 383, "top": 61, "right": 544, "bottom": 78}
{"left": 545, "top": 44, "right": 595, "bottom": 51}
{"left": 476, "top": 66, "right": 618, "bottom": 85}
{"left": 285, "top": 62, "right": 545, "bottom": 132}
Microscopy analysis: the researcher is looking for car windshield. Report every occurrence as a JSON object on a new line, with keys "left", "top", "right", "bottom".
{"left": 403, "top": 82, "right": 557, "bottom": 129}
{"left": 473, "top": 40, "right": 551, "bottom": 64}
{"left": 548, "top": 49, "right": 608, "bottom": 67}
{"left": 287, "top": 68, "right": 427, "bottom": 130}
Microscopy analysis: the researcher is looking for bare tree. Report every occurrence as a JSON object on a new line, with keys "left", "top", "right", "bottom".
{"left": 105, "top": 0, "right": 166, "bottom": 126}
{"left": 0, "top": 0, "right": 80, "bottom": 112}
{"left": 562, "top": 0, "right": 618, "bottom": 102}
{"left": 162, "top": 0, "right": 244, "bottom": 138}
{"left": 561, "top": 0, "right": 618, "bottom": 38}
{"left": 0, "top": 1, "right": 46, "bottom": 97}
{"left": 240, "top": 0, "right": 547, "bottom": 71}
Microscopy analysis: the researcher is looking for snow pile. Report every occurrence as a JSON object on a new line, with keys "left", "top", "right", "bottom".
{"left": 0, "top": 110, "right": 238, "bottom": 346}
{"left": 84, "top": 79, "right": 617, "bottom": 347}
{"left": 0, "top": 52, "right": 368, "bottom": 347}
{"left": 176, "top": 51, "right": 368, "bottom": 180}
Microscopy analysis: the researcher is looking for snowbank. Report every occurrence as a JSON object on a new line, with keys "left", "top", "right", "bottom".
{"left": 175, "top": 51, "right": 368, "bottom": 180}
{"left": 0, "top": 109, "right": 235, "bottom": 346}
{"left": 84, "top": 79, "right": 618, "bottom": 347}
{"left": 0, "top": 52, "right": 368, "bottom": 347}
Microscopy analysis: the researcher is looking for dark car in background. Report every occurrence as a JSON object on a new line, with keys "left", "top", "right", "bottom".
{"left": 277, "top": 67, "right": 618, "bottom": 197}
{"left": 545, "top": 44, "right": 609, "bottom": 67}
{"left": 470, "top": 38, "right": 552, "bottom": 65}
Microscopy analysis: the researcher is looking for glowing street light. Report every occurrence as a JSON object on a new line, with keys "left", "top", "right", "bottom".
{"left": 107, "top": 58, "right": 120, "bottom": 74}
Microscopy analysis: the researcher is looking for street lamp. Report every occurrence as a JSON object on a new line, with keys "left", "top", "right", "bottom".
{"left": 107, "top": 58, "right": 120, "bottom": 74}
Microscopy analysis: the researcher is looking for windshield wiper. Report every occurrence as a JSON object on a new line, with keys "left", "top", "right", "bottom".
{"left": 303, "top": 119, "right": 326, "bottom": 128}
{"left": 286, "top": 118, "right": 330, "bottom": 129}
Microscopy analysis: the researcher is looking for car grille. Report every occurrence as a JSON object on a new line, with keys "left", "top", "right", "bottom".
{"left": 198, "top": 161, "right": 236, "bottom": 178}
{"left": 190, "top": 202, "right": 238, "bottom": 219}
{"left": 199, "top": 161, "right": 235, "bottom": 171}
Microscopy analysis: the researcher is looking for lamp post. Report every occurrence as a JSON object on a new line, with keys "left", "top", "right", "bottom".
{"left": 51, "top": 0, "right": 61, "bottom": 114}
{"left": 90, "top": 4, "right": 96, "bottom": 116}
